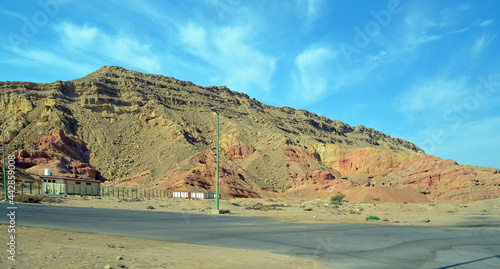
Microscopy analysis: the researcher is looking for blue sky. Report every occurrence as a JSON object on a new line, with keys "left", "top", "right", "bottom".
{"left": 1, "top": 0, "right": 499, "bottom": 169}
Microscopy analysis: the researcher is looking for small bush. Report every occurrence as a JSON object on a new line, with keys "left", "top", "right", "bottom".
{"left": 365, "top": 215, "right": 381, "bottom": 221}
{"left": 119, "top": 198, "right": 144, "bottom": 202}
{"left": 330, "top": 194, "right": 345, "bottom": 205}
{"left": 373, "top": 198, "right": 381, "bottom": 201}
{"left": 146, "top": 206, "right": 155, "bottom": 210}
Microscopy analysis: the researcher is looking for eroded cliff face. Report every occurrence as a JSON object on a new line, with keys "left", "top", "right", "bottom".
{"left": 318, "top": 145, "right": 500, "bottom": 202}
{"left": 1, "top": 66, "right": 498, "bottom": 201}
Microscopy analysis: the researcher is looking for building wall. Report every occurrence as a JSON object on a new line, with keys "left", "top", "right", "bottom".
{"left": 66, "top": 181, "right": 100, "bottom": 196}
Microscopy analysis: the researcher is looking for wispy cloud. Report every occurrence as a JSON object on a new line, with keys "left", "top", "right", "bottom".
{"left": 0, "top": 7, "right": 26, "bottom": 20}
{"left": 7, "top": 47, "right": 95, "bottom": 77}
{"left": 446, "top": 27, "right": 469, "bottom": 35}
{"left": 398, "top": 71, "right": 500, "bottom": 162}
{"left": 178, "top": 22, "right": 276, "bottom": 93}
{"left": 470, "top": 33, "right": 497, "bottom": 57}
{"left": 296, "top": 0, "right": 324, "bottom": 22}
{"left": 292, "top": 44, "right": 384, "bottom": 105}
{"left": 415, "top": 116, "right": 500, "bottom": 167}
{"left": 477, "top": 19, "right": 494, "bottom": 27}
{"left": 401, "top": 15, "right": 442, "bottom": 49}
{"left": 397, "top": 78, "right": 469, "bottom": 113}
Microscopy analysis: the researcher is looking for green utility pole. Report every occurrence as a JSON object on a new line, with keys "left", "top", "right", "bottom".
{"left": 210, "top": 107, "right": 220, "bottom": 212}
{"left": 2, "top": 127, "right": 7, "bottom": 201}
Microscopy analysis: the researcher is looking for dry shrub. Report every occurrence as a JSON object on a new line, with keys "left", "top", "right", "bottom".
{"left": 14, "top": 195, "right": 64, "bottom": 204}
{"left": 14, "top": 195, "right": 43, "bottom": 203}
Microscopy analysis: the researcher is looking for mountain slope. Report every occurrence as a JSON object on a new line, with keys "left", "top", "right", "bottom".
{"left": 1, "top": 66, "right": 498, "bottom": 201}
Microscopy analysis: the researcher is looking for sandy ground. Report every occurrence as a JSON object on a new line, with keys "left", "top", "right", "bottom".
{"left": 0, "top": 224, "right": 331, "bottom": 269}
{"left": 2, "top": 196, "right": 499, "bottom": 269}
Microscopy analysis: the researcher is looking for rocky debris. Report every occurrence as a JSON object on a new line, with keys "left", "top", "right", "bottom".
{"left": 245, "top": 202, "right": 286, "bottom": 211}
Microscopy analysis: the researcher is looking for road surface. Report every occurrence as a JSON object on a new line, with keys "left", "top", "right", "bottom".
{"left": 2, "top": 203, "right": 499, "bottom": 269}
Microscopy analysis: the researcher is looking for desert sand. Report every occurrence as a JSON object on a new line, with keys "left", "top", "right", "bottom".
{"left": 2, "top": 196, "right": 499, "bottom": 269}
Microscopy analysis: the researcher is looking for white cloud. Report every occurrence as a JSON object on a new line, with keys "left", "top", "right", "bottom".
{"left": 57, "top": 22, "right": 161, "bottom": 73}
{"left": 180, "top": 23, "right": 207, "bottom": 49}
{"left": 178, "top": 23, "right": 276, "bottom": 93}
{"left": 294, "top": 46, "right": 335, "bottom": 102}
{"left": 60, "top": 23, "right": 98, "bottom": 48}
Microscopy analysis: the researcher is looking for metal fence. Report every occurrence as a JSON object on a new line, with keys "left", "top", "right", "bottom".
{"left": 100, "top": 186, "right": 227, "bottom": 200}
{"left": 3, "top": 182, "right": 227, "bottom": 200}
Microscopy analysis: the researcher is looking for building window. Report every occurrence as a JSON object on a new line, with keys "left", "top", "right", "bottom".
{"left": 75, "top": 182, "right": 81, "bottom": 185}
{"left": 86, "top": 183, "right": 91, "bottom": 185}
{"left": 43, "top": 179, "right": 47, "bottom": 182}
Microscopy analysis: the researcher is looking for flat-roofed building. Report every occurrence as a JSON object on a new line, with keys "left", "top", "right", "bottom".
{"left": 40, "top": 175, "right": 101, "bottom": 196}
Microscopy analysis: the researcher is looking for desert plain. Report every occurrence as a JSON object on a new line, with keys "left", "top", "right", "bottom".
{"left": 1, "top": 194, "right": 499, "bottom": 269}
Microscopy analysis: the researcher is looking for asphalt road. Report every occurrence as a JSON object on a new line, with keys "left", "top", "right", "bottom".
{"left": 2, "top": 203, "right": 499, "bottom": 269}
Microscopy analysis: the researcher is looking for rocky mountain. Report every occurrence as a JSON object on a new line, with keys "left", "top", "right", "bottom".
{"left": 1, "top": 66, "right": 499, "bottom": 202}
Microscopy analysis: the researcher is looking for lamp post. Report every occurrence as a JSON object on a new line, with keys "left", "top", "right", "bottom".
{"left": 210, "top": 107, "right": 220, "bottom": 212}
{"left": 2, "top": 127, "right": 7, "bottom": 201}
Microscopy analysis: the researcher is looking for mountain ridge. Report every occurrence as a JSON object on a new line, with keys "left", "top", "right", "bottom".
{"left": 1, "top": 66, "right": 498, "bottom": 202}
